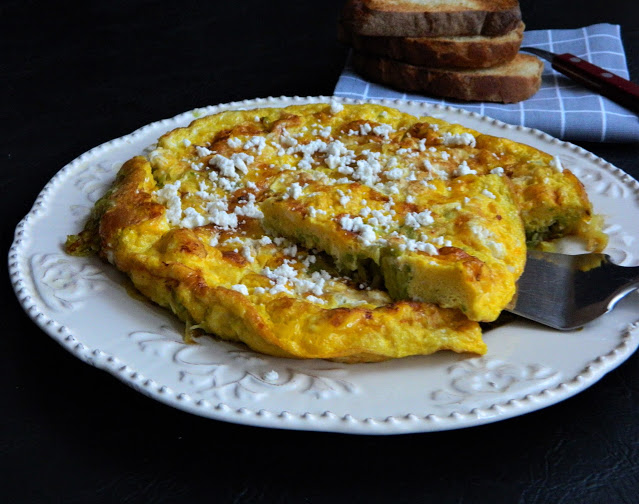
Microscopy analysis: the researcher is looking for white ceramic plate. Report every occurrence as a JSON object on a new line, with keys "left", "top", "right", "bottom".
{"left": 9, "top": 96, "right": 639, "bottom": 434}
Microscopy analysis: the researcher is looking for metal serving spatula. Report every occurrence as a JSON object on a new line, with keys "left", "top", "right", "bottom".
{"left": 507, "top": 250, "right": 639, "bottom": 330}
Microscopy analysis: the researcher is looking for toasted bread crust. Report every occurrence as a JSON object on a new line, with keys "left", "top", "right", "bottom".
{"left": 363, "top": 0, "right": 520, "bottom": 12}
{"left": 342, "top": 0, "right": 522, "bottom": 37}
{"left": 352, "top": 52, "right": 543, "bottom": 103}
{"left": 339, "top": 21, "right": 524, "bottom": 68}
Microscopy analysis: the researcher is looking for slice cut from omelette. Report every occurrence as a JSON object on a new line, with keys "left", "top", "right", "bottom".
{"left": 67, "top": 101, "right": 604, "bottom": 361}
{"left": 261, "top": 172, "right": 526, "bottom": 322}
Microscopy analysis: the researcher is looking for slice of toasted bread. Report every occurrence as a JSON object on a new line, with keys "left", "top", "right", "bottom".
{"left": 352, "top": 51, "right": 543, "bottom": 103}
{"left": 342, "top": 0, "right": 522, "bottom": 37}
{"left": 339, "top": 21, "right": 524, "bottom": 68}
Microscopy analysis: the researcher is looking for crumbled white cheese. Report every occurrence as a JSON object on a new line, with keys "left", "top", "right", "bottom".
{"left": 352, "top": 150, "right": 383, "bottom": 186}
{"left": 232, "top": 153, "right": 253, "bottom": 174}
{"left": 282, "top": 244, "right": 298, "bottom": 257}
{"left": 285, "top": 182, "right": 304, "bottom": 200}
{"left": 386, "top": 184, "right": 400, "bottom": 194}
{"left": 481, "top": 189, "right": 497, "bottom": 199}
{"left": 397, "top": 238, "right": 439, "bottom": 255}
{"left": 260, "top": 262, "right": 333, "bottom": 298}
{"left": 441, "top": 132, "right": 476, "bottom": 148}
{"left": 180, "top": 207, "right": 209, "bottom": 228}
{"left": 423, "top": 159, "right": 434, "bottom": 171}
{"left": 307, "top": 206, "right": 326, "bottom": 218}
{"left": 292, "top": 138, "right": 328, "bottom": 170}
{"left": 216, "top": 176, "right": 239, "bottom": 192}
{"left": 454, "top": 160, "right": 477, "bottom": 177}
{"left": 421, "top": 180, "right": 437, "bottom": 190}
{"left": 206, "top": 206, "right": 239, "bottom": 229}
{"left": 404, "top": 210, "right": 434, "bottom": 229}
{"left": 209, "top": 152, "right": 254, "bottom": 179}
{"left": 372, "top": 123, "right": 394, "bottom": 140}
{"left": 330, "top": 99, "right": 344, "bottom": 114}
{"left": 324, "top": 140, "right": 352, "bottom": 171}
{"left": 196, "top": 145, "right": 213, "bottom": 157}
{"left": 385, "top": 167, "right": 403, "bottom": 180}
{"left": 227, "top": 137, "right": 242, "bottom": 149}
{"left": 305, "top": 295, "right": 326, "bottom": 305}
{"left": 470, "top": 223, "right": 505, "bottom": 259}
{"left": 385, "top": 157, "right": 399, "bottom": 171}
{"left": 315, "top": 126, "right": 332, "bottom": 138}
{"left": 358, "top": 123, "right": 372, "bottom": 135}
{"left": 241, "top": 244, "right": 255, "bottom": 263}
{"left": 366, "top": 209, "right": 394, "bottom": 230}
{"left": 280, "top": 131, "right": 298, "bottom": 148}
{"left": 490, "top": 167, "right": 505, "bottom": 176}
{"left": 231, "top": 284, "right": 249, "bottom": 296}
{"left": 234, "top": 194, "right": 264, "bottom": 219}
{"left": 550, "top": 156, "right": 564, "bottom": 173}
{"left": 262, "top": 263, "right": 295, "bottom": 294}
{"left": 243, "top": 136, "right": 266, "bottom": 154}
{"left": 301, "top": 254, "right": 317, "bottom": 267}
{"left": 339, "top": 215, "right": 377, "bottom": 245}
{"left": 430, "top": 235, "right": 452, "bottom": 247}
{"left": 154, "top": 181, "right": 182, "bottom": 225}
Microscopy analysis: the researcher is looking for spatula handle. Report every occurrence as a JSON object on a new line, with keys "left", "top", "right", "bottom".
{"left": 553, "top": 53, "right": 639, "bottom": 114}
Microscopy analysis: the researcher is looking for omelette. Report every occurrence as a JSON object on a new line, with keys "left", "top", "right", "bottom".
{"left": 66, "top": 101, "right": 604, "bottom": 361}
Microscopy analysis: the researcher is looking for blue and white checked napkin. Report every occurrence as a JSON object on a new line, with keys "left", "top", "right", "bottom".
{"left": 335, "top": 24, "right": 639, "bottom": 142}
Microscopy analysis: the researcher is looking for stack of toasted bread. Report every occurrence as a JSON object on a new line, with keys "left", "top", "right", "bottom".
{"left": 339, "top": 0, "right": 543, "bottom": 103}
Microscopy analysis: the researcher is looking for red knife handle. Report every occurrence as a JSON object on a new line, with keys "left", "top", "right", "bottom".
{"left": 552, "top": 53, "right": 639, "bottom": 114}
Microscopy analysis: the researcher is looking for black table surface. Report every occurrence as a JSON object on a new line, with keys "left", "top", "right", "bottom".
{"left": 4, "top": 1, "right": 639, "bottom": 502}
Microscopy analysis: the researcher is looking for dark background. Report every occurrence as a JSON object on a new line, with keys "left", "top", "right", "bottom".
{"left": 3, "top": 1, "right": 639, "bottom": 502}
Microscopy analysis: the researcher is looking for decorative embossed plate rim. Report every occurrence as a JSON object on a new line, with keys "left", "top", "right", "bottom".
{"left": 9, "top": 96, "right": 639, "bottom": 434}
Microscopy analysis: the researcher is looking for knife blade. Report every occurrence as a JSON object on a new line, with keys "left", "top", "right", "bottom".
{"left": 521, "top": 47, "right": 639, "bottom": 114}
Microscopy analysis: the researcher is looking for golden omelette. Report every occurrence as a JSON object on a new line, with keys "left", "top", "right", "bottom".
{"left": 66, "top": 102, "right": 605, "bottom": 362}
